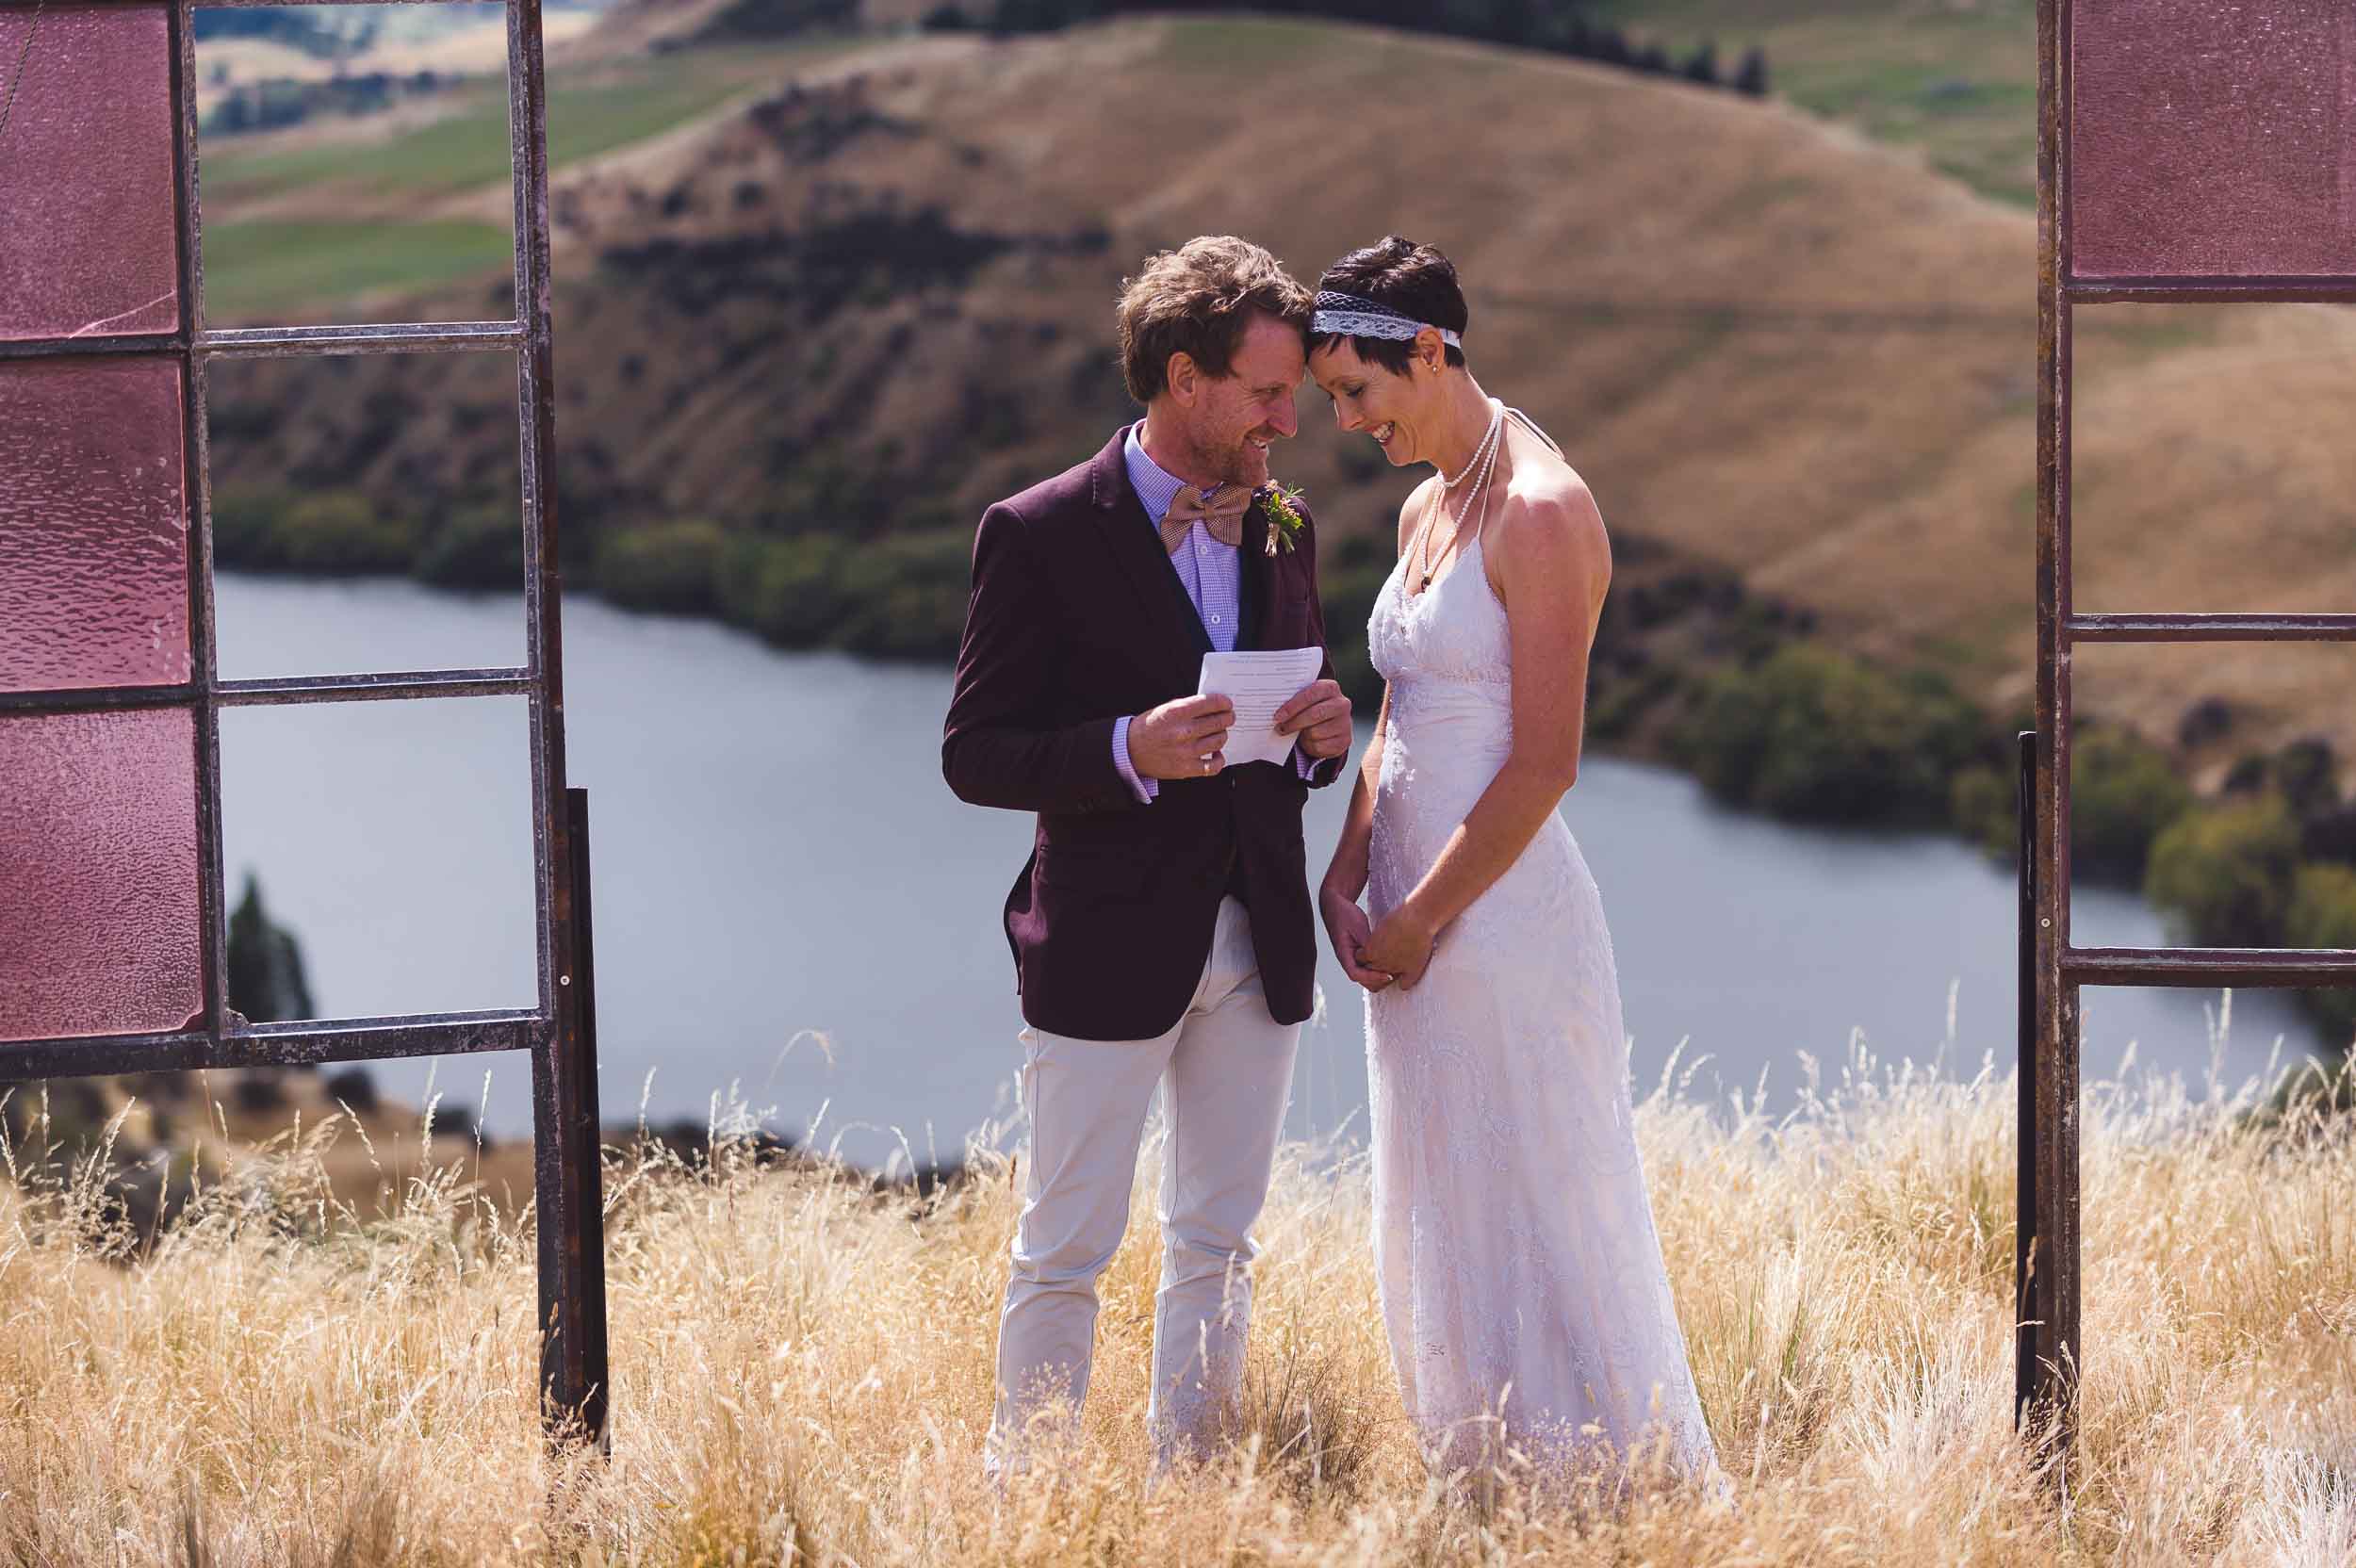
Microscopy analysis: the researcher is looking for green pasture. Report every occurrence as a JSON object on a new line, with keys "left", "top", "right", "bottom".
{"left": 195, "top": 41, "right": 855, "bottom": 313}
{"left": 201, "top": 219, "right": 515, "bottom": 324}
{"left": 1590, "top": 0, "right": 2038, "bottom": 206}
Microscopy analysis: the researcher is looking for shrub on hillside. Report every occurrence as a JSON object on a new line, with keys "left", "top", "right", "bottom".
{"left": 2274, "top": 737, "right": 2342, "bottom": 822}
{"left": 280, "top": 493, "right": 417, "bottom": 574}
{"left": 1677, "top": 645, "right": 1987, "bottom": 825}
{"left": 2070, "top": 726, "right": 2193, "bottom": 883}
{"left": 2143, "top": 796, "right": 2299, "bottom": 949}
{"left": 209, "top": 485, "right": 297, "bottom": 568}
{"left": 1949, "top": 764, "right": 2015, "bottom": 860}
{"left": 413, "top": 503, "right": 522, "bottom": 591}
{"left": 211, "top": 486, "right": 417, "bottom": 575}
{"left": 2285, "top": 863, "right": 2356, "bottom": 1045}
{"left": 714, "top": 534, "right": 856, "bottom": 648}
{"left": 596, "top": 519, "right": 731, "bottom": 616}
{"left": 833, "top": 531, "right": 977, "bottom": 661}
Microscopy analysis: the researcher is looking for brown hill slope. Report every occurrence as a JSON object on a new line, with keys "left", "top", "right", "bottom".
{"left": 212, "top": 16, "right": 2356, "bottom": 771}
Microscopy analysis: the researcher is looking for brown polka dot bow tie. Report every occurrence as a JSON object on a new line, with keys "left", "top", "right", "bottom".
{"left": 1159, "top": 483, "right": 1252, "bottom": 554}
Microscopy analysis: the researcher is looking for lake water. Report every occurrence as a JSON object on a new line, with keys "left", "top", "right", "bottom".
{"left": 211, "top": 572, "right": 2326, "bottom": 1168}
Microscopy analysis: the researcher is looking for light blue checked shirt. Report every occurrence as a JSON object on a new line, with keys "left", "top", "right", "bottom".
{"left": 1112, "top": 424, "right": 1317, "bottom": 802}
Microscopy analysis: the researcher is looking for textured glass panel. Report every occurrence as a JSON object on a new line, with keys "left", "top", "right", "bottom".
{"left": 0, "top": 357, "right": 191, "bottom": 692}
{"left": 0, "top": 6, "right": 179, "bottom": 341}
{"left": 0, "top": 708, "right": 204, "bottom": 1042}
{"left": 2072, "top": 0, "right": 2356, "bottom": 277}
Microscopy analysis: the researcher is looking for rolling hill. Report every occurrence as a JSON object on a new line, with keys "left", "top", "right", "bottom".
{"left": 200, "top": 12, "right": 2356, "bottom": 780}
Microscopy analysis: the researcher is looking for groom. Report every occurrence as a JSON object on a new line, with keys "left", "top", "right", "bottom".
{"left": 943, "top": 235, "right": 1354, "bottom": 1466}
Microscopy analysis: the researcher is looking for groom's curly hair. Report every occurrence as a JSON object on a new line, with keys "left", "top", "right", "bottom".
{"left": 1116, "top": 236, "right": 1313, "bottom": 405}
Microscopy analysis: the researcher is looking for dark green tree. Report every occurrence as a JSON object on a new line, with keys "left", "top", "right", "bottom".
{"left": 1733, "top": 45, "right": 1770, "bottom": 97}
{"left": 226, "top": 873, "right": 317, "bottom": 1025}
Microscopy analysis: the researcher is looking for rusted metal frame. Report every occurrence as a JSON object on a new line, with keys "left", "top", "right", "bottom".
{"left": 0, "top": 0, "right": 491, "bottom": 7}
{"left": 542, "top": 788, "right": 610, "bottom": 1447}
{"left": 0, "top": 1010, "right": 542, "bottom": 1087}
{"left": 2070, "top": 613, "right": 2356, "bottom": 644}
{"left": 2066, "top": 948, "right": 2356, "bottom": 988}
{"left": 2014, "top": 730, "right": 2037, "bottom": 1434}
{"left": 2067, "top": 278, "right": 2356, "bottom": 305}
{"left": 511, "top": 0, "right": 566, "bottom": 1038}
{"left": 504, "top": 0, "right": 604, "bottom": 1446}
{"left": 2022, "top": 0, "right": 2081, "bottom": 1470}
{"left": 203, "top": 321, "right": 525, "bottom": 359}
{"left": 0, "top": 682, "right": 198, "bottom": 713}
{"left": 2, "top": 326, "right": 518, "bottom": 362}
{"left": 172, "top": 0, "right": 235, "bottom": 1048}
{"left": 0, "top": 331, "right": 176, "bottom": 360}
{"left": 221, "top": 669, "right": 534, "bottom": 705}
{"left": 0, "top": 669, "right": 532, "bottom": 714}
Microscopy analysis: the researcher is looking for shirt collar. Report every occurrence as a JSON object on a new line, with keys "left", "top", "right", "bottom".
{"left": 1122, "top": 422, "right": 1192, "bottom": 528}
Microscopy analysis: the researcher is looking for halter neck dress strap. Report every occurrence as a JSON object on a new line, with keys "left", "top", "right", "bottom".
{"left": 1503, "top": 406, "right": 1563, "bottom": 456}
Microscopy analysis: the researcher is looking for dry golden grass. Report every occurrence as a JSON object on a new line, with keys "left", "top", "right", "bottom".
{"left": 3, "top": 1031, "right": 2352, "bottom": 1565}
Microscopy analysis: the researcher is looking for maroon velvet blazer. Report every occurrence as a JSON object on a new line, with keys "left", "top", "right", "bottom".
{"left": 942, "top": 425, "right": 1347, "bottom": 1041}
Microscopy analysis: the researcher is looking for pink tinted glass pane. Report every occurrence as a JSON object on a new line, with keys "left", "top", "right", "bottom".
{"left": 0, "top": 7, "right": 179, "bottom": 340}
{"left": 2072, "top": 0, "right": 2356, "bottom": 277}
{"left": 0, "top": 709, "right": 203, "bottom": 1042}
{"left": 0, "top": 357, "right": 190, "bottom": 692}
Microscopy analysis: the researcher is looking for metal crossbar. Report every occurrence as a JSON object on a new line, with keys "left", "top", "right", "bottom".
{"left": 2069, "top": 613, "right": 2356, "bottom": 644}
{"left": 0, "top": 1010, "right": 540, "bottom": 1084}
{"left": 2066, "top": 278, "right": 2356, "bottom": 305}
{"left": 2066, "top": 948, "right": 2356, "bottom": 988}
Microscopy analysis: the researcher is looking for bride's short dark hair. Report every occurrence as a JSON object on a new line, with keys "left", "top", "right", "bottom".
{"left": 1315, "top": 237, "right": 1468, "bottom": 375}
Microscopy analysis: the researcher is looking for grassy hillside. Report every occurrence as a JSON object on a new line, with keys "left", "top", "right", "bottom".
{"left": 5, "top": 1054, "right": 2350, "bottom": 1561}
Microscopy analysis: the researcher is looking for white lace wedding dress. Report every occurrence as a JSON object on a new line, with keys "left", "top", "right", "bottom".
{"left": 1364, "top": 523, "right": 1721, "bottom": 1489}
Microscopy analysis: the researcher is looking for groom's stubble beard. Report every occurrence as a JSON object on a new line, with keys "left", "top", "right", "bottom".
{"left": 1203, "top": 410, "right": 1278, "bottom": 490}
{"left": 1162, "top": 405, "right": 1270, "bottom": 491}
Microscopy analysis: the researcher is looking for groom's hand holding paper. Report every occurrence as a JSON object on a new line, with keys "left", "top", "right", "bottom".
{"left": 1127, "top": 693, "right": 1235, "bottom": 779}
{"left": 1196, "top": 649, "right": 1328, "bottom": 768}
{"left": 1273, "top": 677, "right": 1353, "bottom": 760}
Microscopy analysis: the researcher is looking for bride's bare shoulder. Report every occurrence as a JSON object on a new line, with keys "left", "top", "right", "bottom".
{"left": 1500, "top": 453, "right": 1608, "bottom": 560}
{"left": 1488, "top": 450, "right": 1611, "bottom": 603}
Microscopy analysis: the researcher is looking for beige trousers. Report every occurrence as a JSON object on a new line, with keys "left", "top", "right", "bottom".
{"left": 989, "top": 896, "right": 1301, "bottom": 1469}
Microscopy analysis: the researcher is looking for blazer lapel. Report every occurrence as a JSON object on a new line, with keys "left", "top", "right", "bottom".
{"left": 1236, "top": 498, "right": 1267, "bottom": 653}
{"left": 1088, "top": 429, "right": 1214, "bottom": 677}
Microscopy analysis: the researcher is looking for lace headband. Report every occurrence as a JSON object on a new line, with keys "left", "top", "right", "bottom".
{"left": 1310, "top": 289, "right": 1463, "bottom": 349}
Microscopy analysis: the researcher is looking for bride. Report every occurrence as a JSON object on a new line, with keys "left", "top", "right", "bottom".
{"left": 1306, "top": 237, "right": 1723, "bottom": 1495}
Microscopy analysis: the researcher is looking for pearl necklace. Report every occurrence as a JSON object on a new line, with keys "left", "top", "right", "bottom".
{"left": 1415, "top": 400, "right": 1505, "bottom": 594}
{"left": 1436, "top": 399, "right": 1504, "bottom": 490}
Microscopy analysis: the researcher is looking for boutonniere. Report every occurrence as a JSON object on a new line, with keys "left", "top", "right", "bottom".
{"left": 1256, "top": 482, "right": 1307, "bottom": 557}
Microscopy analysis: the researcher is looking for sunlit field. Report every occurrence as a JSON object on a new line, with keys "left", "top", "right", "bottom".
{"left": 1, "top": 1030, "right": 2350, "bottom": 1565}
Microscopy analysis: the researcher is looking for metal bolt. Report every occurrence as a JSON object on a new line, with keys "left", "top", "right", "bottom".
{"left": 560, "top": 974, "right": 571, "bottom": 986}
{"left": 2040, "top": 918, "right": 2052, "bottom": 928}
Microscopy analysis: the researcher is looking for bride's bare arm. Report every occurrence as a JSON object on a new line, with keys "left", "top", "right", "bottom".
{"left": 1321, "top": 680, "right": 1390, "bottom": 902}
{"left": 1358, "top": 476, "right": 1610, "bottom": 988}
{"left": 1319, "top": 482, "right": 1428, "bottom": 989}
